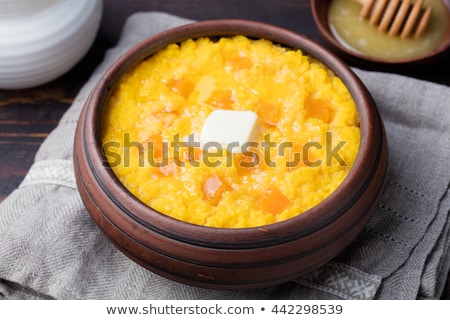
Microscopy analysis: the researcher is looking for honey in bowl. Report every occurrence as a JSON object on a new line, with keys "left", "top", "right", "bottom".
{"left": 101, "top": 36, "right": 360, "bottom": 228}
{"left": 328, "top": 0, "right": 449, "bottom": 60}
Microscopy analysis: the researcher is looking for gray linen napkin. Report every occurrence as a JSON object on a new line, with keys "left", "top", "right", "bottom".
{"left": 1, "top": 12, "right": 449, "bottom": 300}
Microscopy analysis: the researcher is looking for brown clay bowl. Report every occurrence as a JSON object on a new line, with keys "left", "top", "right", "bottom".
{"left": 311, "top": 0, "right": 450, "bottom": 69}
{"left": 73, "top": 19, "right": 388, "bottom": 289}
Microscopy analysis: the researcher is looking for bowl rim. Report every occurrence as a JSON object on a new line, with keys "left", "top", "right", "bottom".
{"left": 79, "top": 19, "right": 385, "bottom": 249}
{"left": 311, "top": 0, "right": 450, "bottom": 66}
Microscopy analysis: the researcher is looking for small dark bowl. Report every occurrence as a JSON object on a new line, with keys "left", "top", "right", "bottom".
{"left": 73, "top": 19, "right": 388, "bottom": 289}
{"left": 311, "top": 0, "right": 450, "bottom": 69}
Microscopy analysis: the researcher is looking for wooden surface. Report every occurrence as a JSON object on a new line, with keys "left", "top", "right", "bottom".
{"left": 0, "top": 0, "right": 449, "bottom": 299}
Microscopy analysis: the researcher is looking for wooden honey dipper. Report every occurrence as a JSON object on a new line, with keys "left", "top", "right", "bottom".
{"left": 356, "top": 0, "right": 432, "bottom": 38}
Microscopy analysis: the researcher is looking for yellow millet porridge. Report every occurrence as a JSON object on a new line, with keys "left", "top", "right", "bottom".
{"left": 101, "top": 36, "right": 360, "bottom": 228}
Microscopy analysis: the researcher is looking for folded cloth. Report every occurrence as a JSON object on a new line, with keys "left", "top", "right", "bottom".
{"left": 1, "top": 12, "right": 449, "bottom": 300}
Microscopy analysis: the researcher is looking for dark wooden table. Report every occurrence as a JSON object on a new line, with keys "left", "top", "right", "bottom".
{"left": 0, "top": 0, "right": 449, "bottom": 299}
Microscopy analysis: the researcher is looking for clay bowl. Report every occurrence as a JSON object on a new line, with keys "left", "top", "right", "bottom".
{"left": 311, "top": 0, "right": 450, "bottom": 69}
{"left": 73, "top": 19, "right": 388, "bottom": 289}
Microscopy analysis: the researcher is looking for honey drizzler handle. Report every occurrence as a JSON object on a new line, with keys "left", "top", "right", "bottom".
{"left": 355, "top": 0, "right": 432, "bottom": 38}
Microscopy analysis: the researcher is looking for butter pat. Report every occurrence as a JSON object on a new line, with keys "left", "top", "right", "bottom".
{"left": 200, "top": 110, "right": 258, "bottom": 153}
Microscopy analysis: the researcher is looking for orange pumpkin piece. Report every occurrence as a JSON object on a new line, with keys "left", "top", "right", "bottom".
{"left": 146, "top": 134, "right": 164, "bottom": 161}
{"left": 167, "top": 78, "right": 194, "bottom": 99}
{"left": 158, "top": 160, "right": 180, "bottom": 177}
{"left": 228, "top": 57, "right": 253, "bottom": 70}
{"left": 182, "top": 147, "right": 203, "bottom": 162}
{"left": 256, "top": 102, "right": 282, "bottom": 127}
{"left": 234, "top": 147, "right": 260, "bottom": 175}
{"left": 258, "top": 185, "right": 291, "bottom": 215}
{"left": 205, "top": 89, "right": 235, "bottom": 109}
{"left": 287, "top": 144, "right": 304, "bottom": 172}
{"left": 286, "top": 144, "right": 319, "bottom": 170}
{"left": 203, "top": 174, "right": 232, "bottom": 206}
{"left": 304, "top": 97, "right": 330, "bottom": 123}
